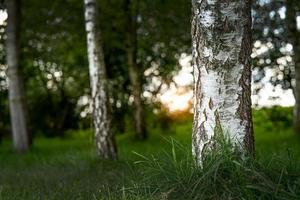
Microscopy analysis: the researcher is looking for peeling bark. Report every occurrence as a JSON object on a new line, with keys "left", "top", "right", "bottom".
{"left": 286, "top": 0, "right": 300, "bottom": 134}
{"left": 124, "top": 0, "right": 147, "bottom": 140}
{"left": 84, "top": 0, "right": 117, "bottom": 159}
{"left": 6, "top": 0, "right": 30, "bottom": 152}
{"left": 191, "top": 0, "right": 254, "bottom": 163}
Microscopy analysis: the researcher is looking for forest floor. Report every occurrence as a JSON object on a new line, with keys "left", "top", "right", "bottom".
{"left": 1, "top": 110, "right": 300, "bottom": 199}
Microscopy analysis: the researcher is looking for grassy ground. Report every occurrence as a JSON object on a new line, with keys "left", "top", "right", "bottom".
{"left": 1, "top": 109, "right": 300, "bottom": 199}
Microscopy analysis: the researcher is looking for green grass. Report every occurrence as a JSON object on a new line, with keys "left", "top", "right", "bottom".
{"left": 1, "top": 110, "right": 300, "bottom": 199}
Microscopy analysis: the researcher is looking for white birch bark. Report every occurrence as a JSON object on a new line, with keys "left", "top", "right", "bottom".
{"left": 191, "top": 0, "right": 254, "bottom": 163}
{"left": 6, "top": 0, "right": 30, "bottom": 152}
{"left": 83, "top": 0, "right": 117, "bottom": 159}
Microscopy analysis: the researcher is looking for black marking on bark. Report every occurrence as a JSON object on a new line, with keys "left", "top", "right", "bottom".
{"left": 214, "top": 109, "right": 223, "bottom": 136}
{"left": 209, "top": 98, "right": 213, "bottom": 110}
{"left": 203, "top": 109, "right": 207, "bottom": 121}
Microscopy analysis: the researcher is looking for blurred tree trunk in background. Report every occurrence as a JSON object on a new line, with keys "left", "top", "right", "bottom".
{"left": 6, "top": 0, "right": 30, "bottom": 152}
{"left": 191, "top": 0, "right": 254, "bottom": 163}
{"left": 286, "top": 0, "right": 300, "bottom": 134}
{"left": 124, "top": 0, "right": 147, "bottom": 140}
{"left": 83, "top": 0, "right": 117, "bottom": 159}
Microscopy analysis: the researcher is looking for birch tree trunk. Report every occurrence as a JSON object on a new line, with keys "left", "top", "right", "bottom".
{"left": 124, "top": 0, "right": 147, "bottom": 140}
{"left": 83, "top": 0, "right": 117, "bottom": 159}
{"left": 6, "top": 0, "right": 30, "bottom": 152}
{"left": 286, "top": 1, "right": 300, "bottom": 134}
{"left": 191, "top": 0, "right": 254, "bottom": 163}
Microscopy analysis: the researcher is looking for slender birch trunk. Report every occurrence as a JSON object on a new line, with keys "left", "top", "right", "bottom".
{"left": 83, "top": 0, "right": 117, "bottom": 159}
{"left": 6, "top": 0, "right": 30, "bottom": 152}
{"left": 286, "top": 1, "right": 300, "bottom": 134}
{"left": 191, "top": 0, "right": 254, "bottom": 163}
{"left": 124, "top": 0, "right": 147, "bottom": 140}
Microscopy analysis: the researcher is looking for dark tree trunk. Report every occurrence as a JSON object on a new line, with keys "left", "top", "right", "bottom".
{"left": 191, "top": 0, "right": 254, "bottom": 164}
{"left": 286, "top": 0, "right": 300, "bottom": 134}
{"left": 6, "top": 0, "right": 31, "bottom": 152}
{"left": 124, "top": 0, "right": 147, "bottom": 140}
{"left": 83, "top": 0, "right": 117, "bottom": 159}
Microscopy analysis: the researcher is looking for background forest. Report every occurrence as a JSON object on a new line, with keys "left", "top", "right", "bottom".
{"left": 0, "top": 0, "right": 300, "bottom": 199}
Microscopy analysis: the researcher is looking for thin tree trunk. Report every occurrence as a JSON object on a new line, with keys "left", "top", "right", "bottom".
{"left": 191, "top": 0, "right": 254, "bottom": 163}
{"left": 6, "top": 0, "right": 30, "bottom": 152}
{"left": 124, "top": 0, "right": 147, "bottom": 140}
{"left": 83, "top": 0, "right": 117, "bottom": 159}
{"left": 286, "top": 0, "right": 300, "bottom": 134}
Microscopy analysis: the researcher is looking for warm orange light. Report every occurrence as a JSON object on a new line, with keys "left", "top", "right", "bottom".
{"left": 160, "top": 88, "right": 193, "bottom": 113}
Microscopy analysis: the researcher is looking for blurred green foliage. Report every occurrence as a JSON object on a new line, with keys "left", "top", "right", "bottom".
{"left": 0, "top": 0, "right": 190, "bottom": 138}
{"left": 1, "top": 0, "right": 297, "bottom": 139}
{"left": 253, "top": 106, "right": 293, "bottom": 130}
{"left": 252, "top": 1, "right": 296, "bottom": 91}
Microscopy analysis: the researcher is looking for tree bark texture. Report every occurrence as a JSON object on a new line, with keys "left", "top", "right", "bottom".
{"left": 286, "top": 0, "right": 300, "bottom": 134}
{"left": 6, "top": 0, "right": 30, "bottom": 152}
{"left": 124, "top": 0, "right": 147, "bottom": 140}
{"left": 191, "top": 0, "right": 254, "bottom": 163}
{"left": 84, "top": 0, "right": 117, "bottom": 159}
